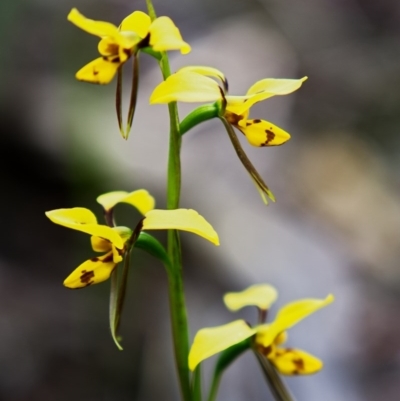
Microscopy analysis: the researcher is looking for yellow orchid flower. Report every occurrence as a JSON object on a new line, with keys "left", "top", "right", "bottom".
{"left": 150, "top": 66, "right": 306, "bottom": 147}
{"left": 45, "top": 190, "right": 219, "bottom": 288}
{"left": 150, "top": 67, "right": 306, "bottom": 203}
{"left": 68, "top": 8, "right": 191, "bottom": 139}
{"left": 45, "top": 207, "right": 132, "bottom": 288}
{"left": 68, "top": 8, "right": 190, "bottom": 84}
{"left": 188, "top": 284, "right": 333, "bottom": 376}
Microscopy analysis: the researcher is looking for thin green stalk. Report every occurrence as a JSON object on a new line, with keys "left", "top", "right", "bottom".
{"left": 207, "top": 372, "right": 222, "bottom": 401}
{"left": 192, "top": 365, "right": 202, "bottom": 401}
{"left": 163, "top": 57, "right": 191, "bottom": 401}
{"left": 147, "top": 2, "right": 191, "bottom": 400}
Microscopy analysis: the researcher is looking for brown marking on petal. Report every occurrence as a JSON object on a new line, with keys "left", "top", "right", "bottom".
{"left": 256, "top": 344, "right": 273, "bottom": 356}
{"left": 90, "top": 257, "right": 99, "bottom": 262}
{"left": 292, "top": 370, "right": 300, "bottom": 375}
{"left": 93, "top": 70, "right": 99, "bottom": 76}
{"left": 293, "top": 358, "right": 305, "bottom": 372}
{"left": 103, "top": 253, "right": 114, "bottom": 263}
{"left": 264, "top": 129, "right": 275, "bottom": 145}
{"left": 225, "top": 111, "right": 245, "bottom": 126}
{"left": 246, "top": 122, "right": 252, "bottom": 126}
{"left": 253, "top": 119, "right": 261, "bottom": 123}
{"left": 80, "top": 270, "right": 95, "bottom": 285}
{"left": 111, "top": 56, "right": 121, "bottom": 63}
{"left": 105, "top": 43, "right": 119, "bottom": 55}
{"left": 137, "top": 33, "right": 150, "bottom": 49}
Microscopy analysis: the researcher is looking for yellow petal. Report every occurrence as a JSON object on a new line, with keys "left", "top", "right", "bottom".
{"left": 256, "top": 295, "right": 334, "bottom": 347}
{"left": 236, "top": 119, "right": 291, "bottom": 147}
{"left": 225, "top": 77, "right": 307, "bottom": 116}
{"left": 149, "top": 17, "right": 191, "bottom": 54}
{"left": 63, "top": 251, "right": 117, "bottom": 289}
{"left": 188, "top": 320, "right": 256, "bottom": 371}
{"left": 269, "top": 348, "right": 323, "bottom": 375}
{"left": 97, "top": 37, "right": 135, "bottom": 63}
{"left": 91, "top": 236, "right": 112, "bottom": 252}
{"left": 98, "top": 37, "right": 119, "bottom": 56}
{"left": 45, "top": 208, "right": 124, "bottom": 249}
{"left": 75, "top": 57, "right": 121, "bottom": 84}
{"left": 142, "top": 209, "right": 219, "bottom": 245}
{"left": 112, "top": 245, "right": 123, "bottom": 263}
{"left": 247, "top": 77, "right": 308, "bottom": 96}
{"left": 96, "top": 190, "right": 155, "bottom": 214}
{"left": 119, "top": 11, "right": 151, "bottom": 38}
{"left": 91, "top": 226, "right": 132, "bottom": 253}
{"left": 67, "top": 8, "right": 119, "bottom": 38}
{"left": 178, "top": 66, "right": 227, "bottom": 91}
{"left": 224, "top": 284, "right": 278, "bottom": 312}
{"left": 150, "top": 71, "right": 221, "bottom": 104}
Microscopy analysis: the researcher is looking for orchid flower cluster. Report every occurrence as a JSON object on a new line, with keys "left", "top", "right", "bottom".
{"left": 47, "top": 2, "right": 333, "bottom": 401}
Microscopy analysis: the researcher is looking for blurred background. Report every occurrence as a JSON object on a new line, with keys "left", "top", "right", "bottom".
{"left": 1, "top": 0, "right": 400, "bottom": 400}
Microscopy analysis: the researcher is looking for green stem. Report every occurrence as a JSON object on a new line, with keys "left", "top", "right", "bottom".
{"left": 207, "top": 372, "right": 221, "bottom": 401}
{"left": 149, "top": 2, "right": 190, "bottom": 398}
{"left": 207, "top": 338, "right": 251, "bottom": 401}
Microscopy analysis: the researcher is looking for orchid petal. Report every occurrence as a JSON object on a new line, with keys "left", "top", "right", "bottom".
{"left": 224, "top": 284, "right": 278, "bottom": 311}
{"left": 63, "top": 251, "right": 117, "bottom": 289}
{"left": 97, "top": 190, "right": 155, "bottom": 214}
{"left": 236, "top": 119, "right": 291, "bottom": 147}
{"left": 149, "top": 17, "right": 191, "bottom": 54}
{"left": 75, "top": 57, "right": 121, "bottom": 84}
{"left": 269, "top": 348, "right": 323, "bottom": 375}
{"left": 68, "top": 8, "right": 119, "bottom": 38}
{"left": 45, "top": 208, "right": 124, "bottom": 249}
{"left": 150, "top": 71, "right": 221, "bottom": 104}
{"left": 189, "top": 320, "right": 256, "bottom": 370}
{"left": 142, "top": 209, "right": 219, "bottom": 245}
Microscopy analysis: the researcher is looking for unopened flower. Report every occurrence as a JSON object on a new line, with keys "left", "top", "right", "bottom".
{"left": 189, "top": 283, "right": 333, "bottom": 375}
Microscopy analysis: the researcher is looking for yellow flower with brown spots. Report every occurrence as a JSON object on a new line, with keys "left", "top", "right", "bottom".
{"left": 150, "top": 66, "right": 307, "bottom": 147}
{"left": 188, "top": 284, "right": 333, "bottom": 375}
{"left": 45, "top": 190, "right": 219, "bottom": 289}
{"left": 68, "top": 8, "right": 190, "bottom": 84}
{"left": 68, "top": 8, "right": 191, "bottom": 138}
{"left": 150, "top": 67, "right": 307, "bottom": 203}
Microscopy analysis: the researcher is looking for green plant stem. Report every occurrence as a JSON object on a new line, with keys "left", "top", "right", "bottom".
{"left": 207, "top": 372, "right": 222, "bottom": 401}
{"left": 207, "top": 338, "right": 251, "bottom": 401}
{"left": 154, "top": 17, "right": 191, "bottom": 401}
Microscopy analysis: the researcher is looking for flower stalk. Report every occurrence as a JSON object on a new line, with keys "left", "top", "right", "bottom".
{"left": 149, "top": 2, "right": 191, "bottom": 400}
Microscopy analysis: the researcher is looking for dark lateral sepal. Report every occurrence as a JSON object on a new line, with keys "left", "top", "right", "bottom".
{"left": 115, "top": 52, "right": 140, "bottom": 140}
{"left": 220, "top": 116, "right": 276, "bottom": 204}
{"left": 108, "top": 219, "right": 144, "bottom": 350}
